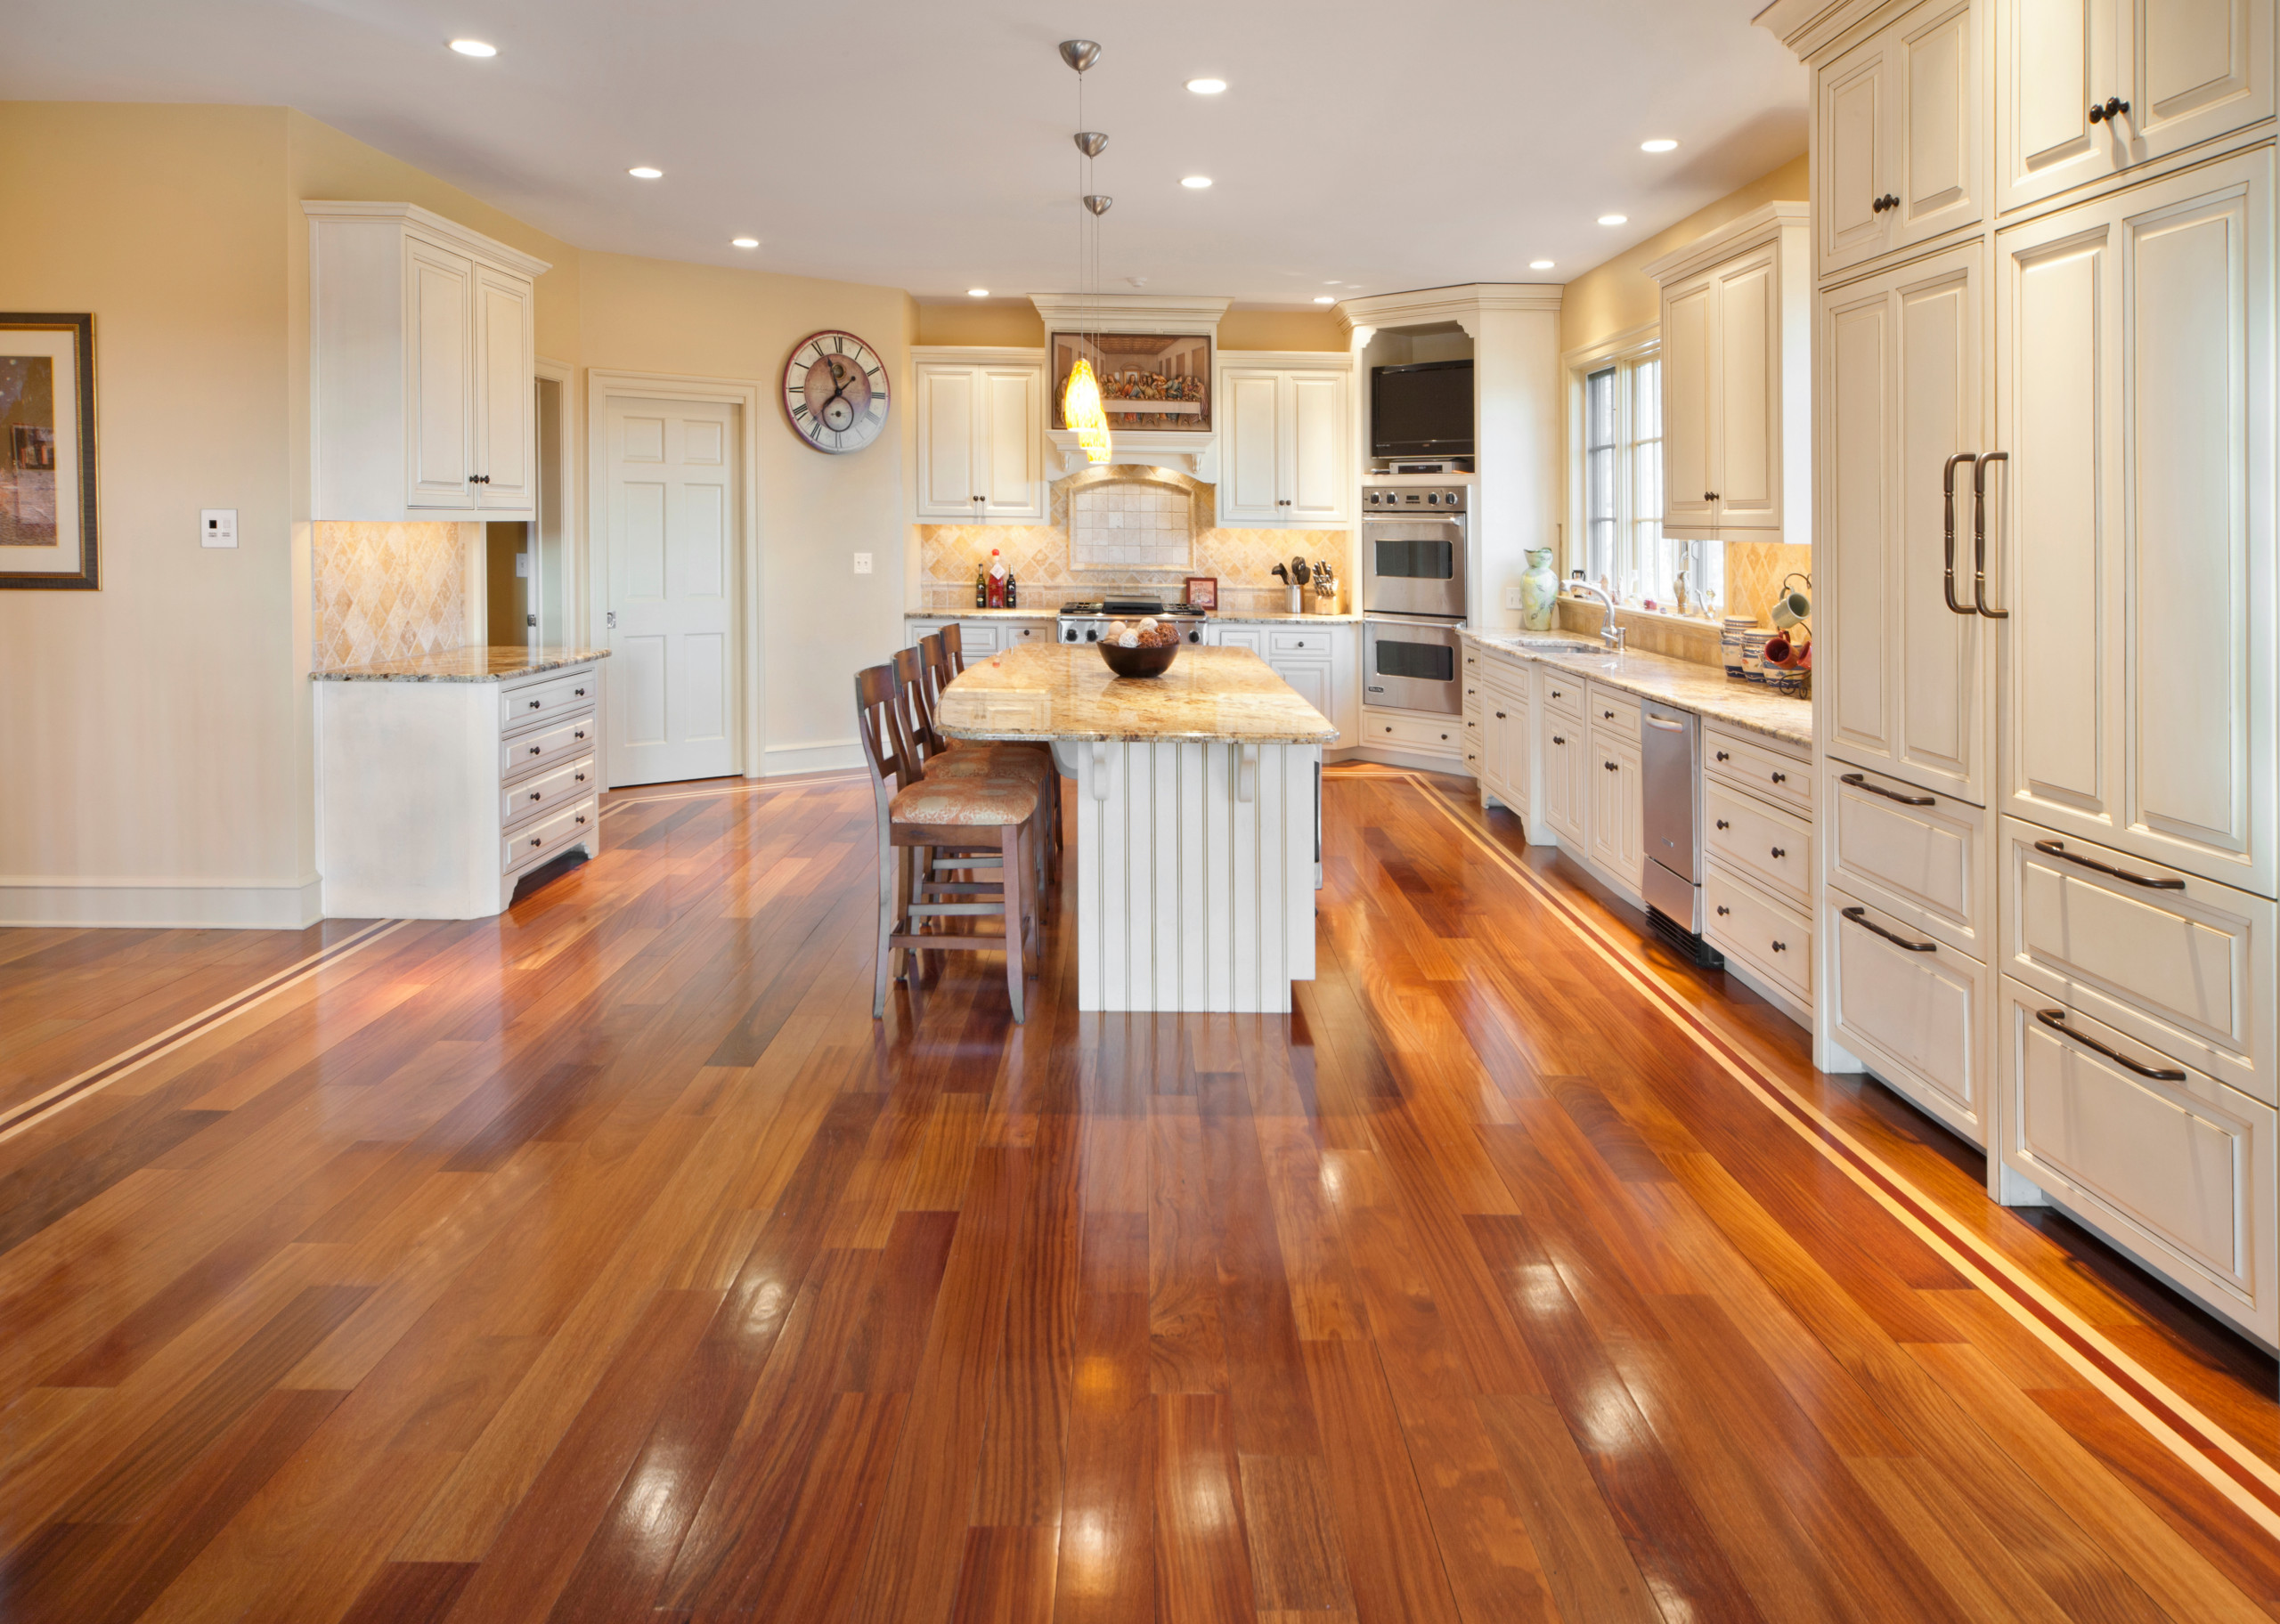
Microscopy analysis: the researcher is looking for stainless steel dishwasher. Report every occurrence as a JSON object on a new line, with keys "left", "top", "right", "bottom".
{"left": 1640, "top": 701, "right": 1722, "bottom": 964}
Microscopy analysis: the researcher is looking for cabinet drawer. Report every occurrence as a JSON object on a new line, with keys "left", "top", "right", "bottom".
{"left": 501, "top": 712, "right": 598, "bottom": 781}
{"left": 500, "top": 667, "right": 598, "bottom": 733}
{"left": 1706, "top": 781, "right": 1813, "bottom": 905}
{"left": 1539, "top": 672, "right": 1586, "bottom": 719}
{"left": 2001, "top": 819, "right": 2275, "bottom": 1106}
{"left": 1364, "top": 710, "right": 1462, "bottom": 755}
{"left": 955, "top": 621, "right": 1002, "bottom": 654}
{"left": 1584, "top": 682, "right": 1641, "bottom": 742}
{"left": 501, "top": 754, "right": 597, "bottom": 829}
{"left": 1706, "top": 864, "right": 1813, "bottom": 1008}
{"left": 1706, "top": 722, "right": 1811, "bottom": 815}
{"left": 1215, "top": 627, "right": 1266, "bottom": 654}
{"left": 504, "top": 794, "right": 598, "bottom": 874}
{"left": 998, "top": 621, "right": 1050, "bottom": 645}
{"left": 1999, "top": 980, "right": 2276, "bottom": 1343}
{"left": 1828, "top": 888, "right": 1989, "bottom": 1145}
{"left": 1828, "top": 762, "right": 1987, "bottom": 958}
{"left": 1269, "top": 628, "right": 1332, "bottom": 655}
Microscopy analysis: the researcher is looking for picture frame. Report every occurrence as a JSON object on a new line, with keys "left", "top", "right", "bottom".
{"left": 0, "top": 313, "right": 98, "bottom": 590}
{"left": 1183, "top": 575, "right": 1217, "bottom": 611}
{"left": 1052, "top": 330, "right": 1211, "bottom": 433}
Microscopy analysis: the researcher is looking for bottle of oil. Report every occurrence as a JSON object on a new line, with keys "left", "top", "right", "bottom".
{"left": 974, "top": 561, "right": 987, "bottom": 609}
{"left": 1006, "top": 570, "right": 1018, "bottom": 609}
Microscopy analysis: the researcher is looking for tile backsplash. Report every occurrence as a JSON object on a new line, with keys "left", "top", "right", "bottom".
{"left": 919, "top": 466, "right": 1346, "bottom": 614}
{"left": 313, "top": 521, "right": 476, "bottom": 670}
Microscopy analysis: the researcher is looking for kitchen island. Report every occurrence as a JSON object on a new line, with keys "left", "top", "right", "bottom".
{"left": 936, "top": 644, "right": 1336, "bottom": 1013}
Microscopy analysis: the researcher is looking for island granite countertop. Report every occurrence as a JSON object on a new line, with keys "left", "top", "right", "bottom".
{"left": 312, "top": 646, "right": 611, "bottom": 683}
{"left": 1462, "top": 629, "right": 1811, "bottom": 749}
{"left": 937, "top": 644, "right": 1337, "bottom": 744}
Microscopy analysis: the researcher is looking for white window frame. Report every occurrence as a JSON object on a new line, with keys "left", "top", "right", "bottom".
{"left": 1562, "top": 325, "right": 1722, "bottom": 621}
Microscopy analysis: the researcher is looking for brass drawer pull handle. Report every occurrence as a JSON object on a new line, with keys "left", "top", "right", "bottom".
{"left": 2032, "top": 838, "right": 2185, "bottom": 890}
{"left": 1840, "top": 771, "right": 1935, "bottom": 807}
{"left": 2035, "top": 1008, "right": 2185, "bottom": 1081}
{"left": 1841, "top": 905, "right": 1934, "bottom": 953}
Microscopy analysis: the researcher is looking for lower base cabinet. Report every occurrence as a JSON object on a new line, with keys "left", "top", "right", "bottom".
{"left": 1706, "top": 863, "right": 1813, "bottom": 1010}
{"left": 1828, "top": 887, "right": 1990, "bottom": 1144}
{"left": 1541, "top": 704, "right": 1588, "bottom": 848}
{"left": 1998, "top": 978, "right": 2277, "bottom": 1345}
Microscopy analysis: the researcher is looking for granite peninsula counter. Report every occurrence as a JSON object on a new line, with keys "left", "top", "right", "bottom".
{"left": 938, "top": 644, "right": 1332, "bottom": 1014}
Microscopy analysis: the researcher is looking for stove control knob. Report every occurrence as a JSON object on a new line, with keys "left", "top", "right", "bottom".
{"left": 1063, "top": 627, "right": 1077, "bottom": 642}
{"left": 1086, "top": 628, "right": 1100, "bottom": 642}
{"left": 1187, "top": 629, "right": 1201, "bottom": 643}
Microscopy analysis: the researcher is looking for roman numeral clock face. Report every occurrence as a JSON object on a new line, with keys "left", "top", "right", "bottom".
{"left": 783, "top": 330, "right": 889, "bottom": 453}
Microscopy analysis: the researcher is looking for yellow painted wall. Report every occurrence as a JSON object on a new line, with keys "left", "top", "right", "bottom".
{"left": 913, "top": 302, "right": 1346, "bottom": 352}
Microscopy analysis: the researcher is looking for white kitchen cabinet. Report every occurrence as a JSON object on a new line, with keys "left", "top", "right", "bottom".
{"left": 1998, "top": 0, "right": 2272, "bottom": 215}
{"left": 1820, "top": 240, "right": 1991, "bottom": 806}
{"left": 1646, "top": 204, "right": 1812, "bottom": 540}
{"left": 306, "top": 201, "right": 548, "bottom": 523}
{"left": 1817, "top": 0, "right": 1983, "bottom": 280}
{"left": 1217, "top": 358, "right": 1352, "bottom": 526}
{"left": 912, "top": 350, "right": 1046, "bottom": 523}
{"left": 1828, "top": 886, "right": 1991, "bottom": 1141}
{"left": 1266, "top": 623, "right": 1357, "bottom": 752}
{"left": 1996, "top": 149, "right": 2274, "bottom": 897}
{"left": 1481, "top": 660, "right": 1531, "bottom": 817}
{"left": 1586, "top": 719, "right": 1647, "bottom": 894}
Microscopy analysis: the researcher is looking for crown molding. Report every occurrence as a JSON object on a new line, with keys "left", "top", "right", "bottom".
{"left": 1028, "top": 293, "right": 1234, "bottom": 336}
{"left": 1753, "top": 0, "right": 1894, "bottom": 60}
{"left": 1641, "top": 200, "right": 1811, "bottom": 285}
{"left": 1334, "top": 281, "right": 1561, "bottom": 338}
{"left": 300, "top": 200, "right": 553, "bottom": 279}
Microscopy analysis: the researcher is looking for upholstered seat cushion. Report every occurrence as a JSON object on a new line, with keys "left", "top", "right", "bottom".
{"left": 891, "top": 775, "right": 1042, "bottom": 827}
{"left": 924, "top": 743, "right": 1049, "bottom": 784}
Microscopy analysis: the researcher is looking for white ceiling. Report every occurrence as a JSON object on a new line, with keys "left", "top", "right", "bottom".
{"left": 4, "top": 0, "right": 1809, "bottom": 306}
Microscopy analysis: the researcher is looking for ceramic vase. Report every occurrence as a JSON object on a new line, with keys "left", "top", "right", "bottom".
{"left": 1519, "top": 548, "right": 1559, "bottom": 631}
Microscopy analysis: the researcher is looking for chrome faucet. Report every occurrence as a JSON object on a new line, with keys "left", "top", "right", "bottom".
{"left": 1566, "top": 581, "right": 1627, "bottom": 654}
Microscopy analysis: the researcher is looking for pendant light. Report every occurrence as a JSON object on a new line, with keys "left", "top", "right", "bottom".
{"left": 1061, "top": 40, "right": 1112, "bottom": 464}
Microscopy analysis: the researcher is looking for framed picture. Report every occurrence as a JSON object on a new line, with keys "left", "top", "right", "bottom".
{"left": 1183, "top": 576, "right": 1217, "bottom": 610}
{"left": 1052, "top": 330, "right": 1211, "bottom": 433}
{"left": 0, "top": 314, "right": 98, "bottom": 590}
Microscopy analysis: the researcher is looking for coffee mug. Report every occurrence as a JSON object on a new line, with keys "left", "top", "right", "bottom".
{"left": 1770, "top": 572, "right": 1812, "bottom": 630}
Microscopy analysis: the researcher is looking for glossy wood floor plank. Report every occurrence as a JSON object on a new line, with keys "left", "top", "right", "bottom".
{"left": 1, "top": 767, "right": 2276, "bottom": 1624}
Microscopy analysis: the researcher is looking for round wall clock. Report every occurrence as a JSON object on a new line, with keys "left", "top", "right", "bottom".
{"left": 782, "top": 330, "right": 889, "bottom": 453}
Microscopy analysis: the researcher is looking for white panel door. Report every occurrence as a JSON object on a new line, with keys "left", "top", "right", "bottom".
{"left": 403, "top": 237, "right": 474, "bottom": 509}
{"left": 1713, "top": 249, "right": 1779, "bottom": 529}
{"left": 1820, "top": 35, "right": 1894, "bottom": 276}
{"left": 2124, "top": 0, "right": 2272, "bottom": 172}
{"left": 1822, "top": 241, "right": 1988, "bottom": 803}
{"left": 1998, "top": 0, "right": 2110, "bottom": 209}
{"left": 1221, "top": 369, "right": 1284, "bottom": 524}
{"left": 1284, "top": 370, "right": 1348, "bottom": 524}
{"left": 1894, "top": 0, "right": 1982, "bottom": 249}
{"left": 603, "top": 396, "right": 739, "bottom": 786}
{"left": 916, "top": 364, "right": 978, "bottom": 519}
{"left": 977, "top": 364, "right": 1045, "bottom": 520}
{"left": 1999, "top": 150, "right": 2273, "bottom": 895}
{"left": 1543, "top": 710, "right": 1587, "bottom": 848}
{"left": 471, "top": 265, "right": 533, "bottom": 511}
{"left": 1661, "top": 274, "right": 1719, "bottom": 530}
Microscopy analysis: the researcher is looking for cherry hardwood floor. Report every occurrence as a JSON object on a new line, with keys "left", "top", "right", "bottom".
{"left": 2, "top": 765, "right": 2276, "bottom": 1623}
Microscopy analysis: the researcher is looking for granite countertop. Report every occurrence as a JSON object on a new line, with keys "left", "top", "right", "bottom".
{"left": 1461, "top": 629, "right": 1812, "bottom": 749}
{"left": 1205, "top": 611, "right": 1363, "bottom": 624}
{"left": 312, "top": 646, "right": 611, "bottom": 683}
{"left": 906, "top": 608, "right": 1360, "bottom": 624}
{"left": 937, "top": 644, "right": 1338, "bottom": 745}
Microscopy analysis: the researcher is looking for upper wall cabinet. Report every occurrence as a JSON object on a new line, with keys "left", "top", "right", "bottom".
{"left": 1820, "top": 0, "right": 1983, "bottom": 280}
{"left": 912, "top": 349, "right": 1046, "bottom": 524}
{"left": 1217, "top": 357, "right": 1352, "bottom": 527}
{"left": 1646, "top": 204, "right": 1813, "bottom": 542}
{"left": 1998, "top": 0, "right": 2272, "bottom": 215}
{"left": 305, "top": 202, "right": 549, "bottom": 523}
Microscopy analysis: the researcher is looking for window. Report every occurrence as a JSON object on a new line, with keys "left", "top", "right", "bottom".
{"left": 1574, "top": 346, "right": 1721, "bottom": 619}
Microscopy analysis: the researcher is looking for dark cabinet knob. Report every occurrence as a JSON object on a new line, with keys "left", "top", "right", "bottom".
{"left": 1771, "top": 771, "right": 1787, "bottom": 784}
{"left": 1495, "top": 711, "right": 1506, "bottom": 720}
{"left": 1771, "top": 847, "right": 1787, "bottom": 859}
{"left": 529, "top": 791, "right": 542, "bottom": 801}
{"left": 1715, "top": 819, "right": 1730, "bottom": 830}
{"left": 1715, "top": 751, "right": 1730, "bottom": 762}
{"left": 1551, "top": 735, "right": 1565, "bottom": 745}
{"left": 1771, "top": 940, "right": 1787, "bottom": 953}
{"left": 1716, "top": 905, "right": 1730, "bottom": 917}
{"left": 528, "top": 699, "right": 542, "bottom": 709}
{"left": 2089, "top": 96, "right": 2130, "bottom": 123}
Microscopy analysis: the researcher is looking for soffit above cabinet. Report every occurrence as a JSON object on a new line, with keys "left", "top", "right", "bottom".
{"left": 301, "top": 199, "right": 552, "bottom": 280}
{"left": 1642, "top": 201, "right": 1812, "bottom": 287}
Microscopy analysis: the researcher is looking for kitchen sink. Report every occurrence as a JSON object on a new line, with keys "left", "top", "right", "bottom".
{"left": 1509, "top": 636, "right": 1596, "bottom": 652}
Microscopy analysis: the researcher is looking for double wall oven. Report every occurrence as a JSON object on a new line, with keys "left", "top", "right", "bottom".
{"left": 1362, "top": 483, "right": 1468, "bottom": 716}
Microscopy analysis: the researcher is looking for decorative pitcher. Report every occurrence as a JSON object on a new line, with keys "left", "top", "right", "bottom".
{"left": 1519, "top": 548, "right": 1559, "bottom": 631}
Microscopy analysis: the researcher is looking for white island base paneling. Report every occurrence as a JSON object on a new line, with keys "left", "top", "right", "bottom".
{"left": 1067, "top": 739, "right": 1320, "bottom": 1011}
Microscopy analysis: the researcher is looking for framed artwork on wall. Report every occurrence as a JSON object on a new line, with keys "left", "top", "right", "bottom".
{"left": 0, "top": 313, "right": 98, "bottom": 590}
{"left": 1051, "top": 330, "right": 1211, "bottom": 432}
{"left": 1183, "top": 576, "right": 1217, "bottom": 610}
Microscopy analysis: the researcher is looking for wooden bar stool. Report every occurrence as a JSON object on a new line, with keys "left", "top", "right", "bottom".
{"left": 857, "top": 662, "right": 1044, "bottom": 1023}
{"left": 919, "top": 632, "right": 1062, "bottom": 860}
{"left": 908, "top": 638, "right": 1059, "bottom": 894}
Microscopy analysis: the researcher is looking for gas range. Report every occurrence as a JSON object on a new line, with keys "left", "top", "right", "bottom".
{"left": 1055, "top": 597, "right": 1210, "bottom": 645}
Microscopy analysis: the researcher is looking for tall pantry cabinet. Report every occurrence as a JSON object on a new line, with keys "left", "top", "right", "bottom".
{"left": 1761, "top": 0, "right": 2280, "bottom": 1347}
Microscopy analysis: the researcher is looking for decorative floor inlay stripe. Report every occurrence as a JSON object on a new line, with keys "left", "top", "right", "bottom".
{"left": 1397, "top": 770, "right": 2280, "bottom": 1539}
{"left": 599, "top": 772, "right": 867, "bottom": 817}
{"left": 0, "top": 917, "right": 407, "bottom": 1144}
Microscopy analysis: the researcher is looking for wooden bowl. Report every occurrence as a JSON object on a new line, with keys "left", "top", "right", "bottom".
{"left": 1097, "top": 639, "right": 1179, "bottom": 678}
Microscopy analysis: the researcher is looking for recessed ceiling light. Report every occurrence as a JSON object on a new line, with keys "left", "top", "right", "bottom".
{"left": 448, "top": 38, "right": 496, "bottom": 57}
{"left": 1313, "top": 295, "right": 1336, "bottom": 304}
{"left": 1598, "top": 213, "right": 1627, "bottom": 225}
{"left": 731, "top": 238, "right": 759, "bottom": 248}
{"left": 628, "top": 166, "right": 664, "bottom": 180}
{"left": 967, "top": 288, "right": 990, "bottom": 297}
{"left": 1186, "top": 77, "right": 1226, "bottom": 94}
{"left": 1181, "top": 175, "right": 1213, "bottom": 189}
{"left": 1641, "top": 138, "right": 1679, "bottom": 152}
{"left": 1529, "top": 259, "right": 1555, "bottom": 270}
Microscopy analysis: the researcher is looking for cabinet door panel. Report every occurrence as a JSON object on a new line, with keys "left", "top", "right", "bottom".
{"left": 2127, "top": 0, "right": 2271, "bottom": 165}
{"left": 1826, "top": 288, "right": 1894, "bottom": 769}
{"left": 2001, "top": 0, "right": 2102, "bottom": 211}
{"left": 1714, "top": 255, "right": 1779, "bottom": 526}
{"left": 1272, "top": 658, "right": 1332, "bottom": 728}
{"left": 473, "top": 267, "right": 533, "bottom": 509}
{"left": 1821, "top": 39, "right": 1893, "bottom": 275}
{"left": 1662, "top": 277, "right": 1718, "bottom": 528}
{"left": 1543, "top": 717, "right": 1586, "bottom": 847}
{"left": 979, "top": 366, "right": 1043, "bottom": 519}
{"left": 1898, "top": 0, "right": 1982, "bottom": 247}
{"left": 404, "top": 239, "right": 474, "bottom": 507}
{"left": 1222, "top": 370, "right": 1283, "bottom": 524}
{"left": 917, "top": 367, "right": 977, "bottom": 516}
{"left": 1286, "top": 371, "right": 1348, "bottom": 523}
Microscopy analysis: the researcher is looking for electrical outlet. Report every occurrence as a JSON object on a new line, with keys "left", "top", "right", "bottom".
{"left": 1503, "top": 585, "right": 1523, "bottom": 610}
{"left": 852, "top": 552, "right": 873, "bottom": 574}
{"left": 200, "top": 509, "right": 238, "bottom": 548}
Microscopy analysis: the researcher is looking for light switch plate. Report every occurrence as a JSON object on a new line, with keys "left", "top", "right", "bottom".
{"left": 852, "top": 552, "right": 873, "bottom": 574}
{"left": 515, "top": 553, "right": 530, "bottom": 578}
{"left": 200, "top": 509, "right": 238, "bottom": 548}
{"left": 1503, "top": 586, "right": 1523, "bottom": 609}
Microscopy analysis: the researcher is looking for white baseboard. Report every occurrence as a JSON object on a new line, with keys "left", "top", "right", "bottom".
{"left": 0, "top": 873, "right": 326, "bottom": 930}
{"left": 761, "top": 736, "right": 862, "bottom": 776}
{"left": 1353, "top": 744, "right": 1470, "bottom": 775}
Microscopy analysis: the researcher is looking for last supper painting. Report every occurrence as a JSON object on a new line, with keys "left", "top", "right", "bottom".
{"left": 1050, "top": 329, "right": 1210, "bottom": 431}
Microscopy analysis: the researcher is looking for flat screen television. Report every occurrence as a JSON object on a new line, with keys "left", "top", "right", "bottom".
{"left": 1371, "top": 359, "right": 1474, "bottom": 458}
